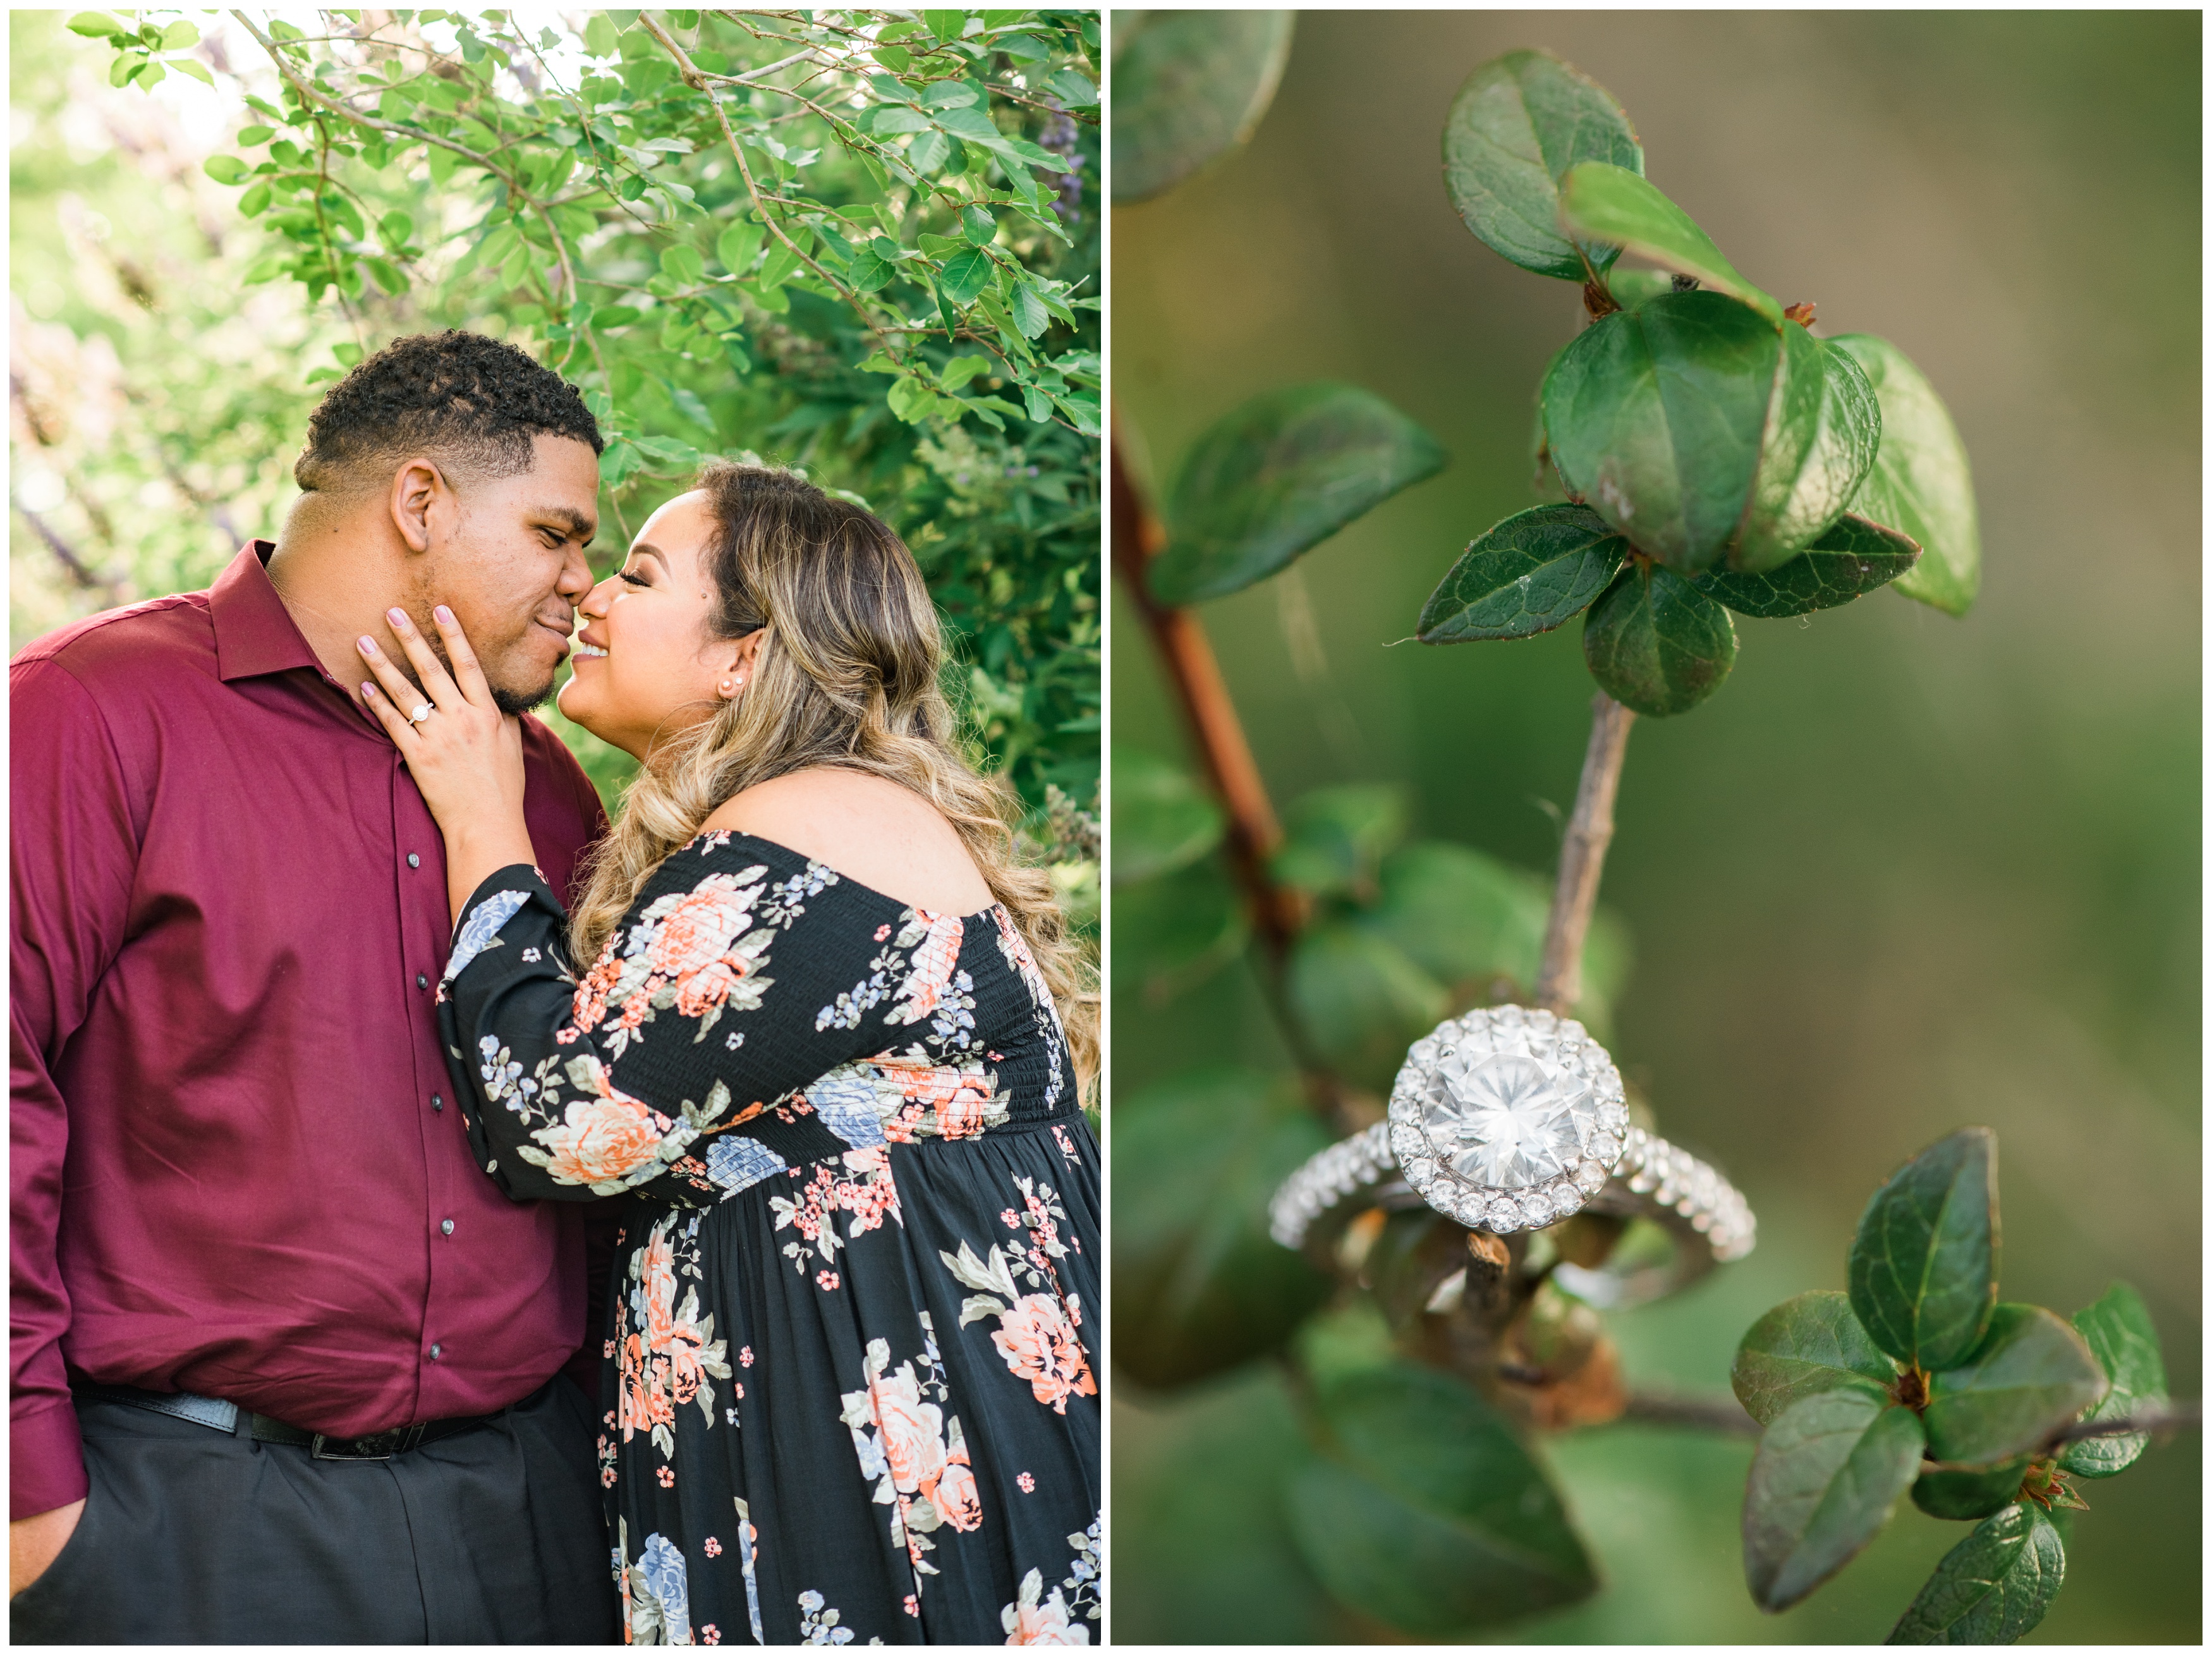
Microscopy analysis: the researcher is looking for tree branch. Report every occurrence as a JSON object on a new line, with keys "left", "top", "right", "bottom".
{"left": 1109, "top": 431, "right": 1299, "bottom": 958}
{"left": 1534, "top": 692, "right": 1635, "bottom": 1013}
{"left": 1619, "top": 1388, "right": 1759, "bottom": 1436}
{"left": 2050, "top": 1400, "right": 2200, "bottom": 1444}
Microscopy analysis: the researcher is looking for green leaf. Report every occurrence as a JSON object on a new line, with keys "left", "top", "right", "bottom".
{"left": 1559, "top": 163, "right": 1781, "bottom": 324}
{"left": 1150, "top": 383, "right": 1445, "bottom": 606}
{"left": 238, "top": 181, "right": 270, "bottom": 217}
{"left": 1605, "top": 267, "right": 1677, "bottom": 308}
{"left": 1366, "top": 841, "right": 1546, "bottom": 993}
{"left": 169, "top": 58, "right": 212, "bottom": 85}
{"left": 1846, "top": 1127, "right": 1998, "bottom": 1372}
{"left": 939, "top": 355, "right": 990, "bottom": 392}
{"left": 1743, "top": 1386, "right": 1926, "bottom": 1613}
{"left": 936, "top": 245, "right": 994, "bottom": 305}
{"left": 870, "top": 106, "right": 932, "bottom": 137}
{"left": 202, "top": 154, "right": 248, "bottom": 186}
{"left": 236, "top": 125, "right": 274, "bottom": 146}
{"left": 1541, "top": 290, "right": 1783, "bottom": 573}
{"left": 359, "top": 256, "right": 406, "bottom": 296}
{"left": 583, "top": 11, "right": 620, "bottom": 56}
{"left": 1580, "top": 561, "right": 1736, "bottom": 718}
{"left": 1441, "top": 51, "right": 1643, "bottom": 282}
{"left": 1733, "top": 1291, "right": 1899, "bottom": 1427}
{"left": 923, "top": 9, "right": 968, "bottom": 42}
{"left": 331, "top": 342, "right": 363, "bottom": 368}
{"left": 1046, "top": 70, "right": 1098, "bottom": 107}
{"left": 845, "top": 246, "right": 895, "bottom": 294}
{"left": 1732, "top": 327, "right": 1883, "bottom": 571}
{"left": 159, "top": 19, "right": 197, "bottom": 49}
{"left": 1911, "top": 1455, "right": 2032, "bottom": 1522}
{"left": 1286, "top": 923, "right": 1447, "bottom": 1092}
{"left": 1270, "top": 785, "right": 1406, "bottom": 901}
{"left": 378, "top": 211, "right": 414, "bottom": 250}
{"left": 659, "top": 243, "right": 704, "bottom": 286}
{"left": 960, "top": 204, "right": 995, "bottom": 246}
{"left": 1110, "top": 10, "right": 1294, "bottom": 203}
{"left": 1112, "top": 1068, "right": 1334, "bottom": 1388}
{"left": 2061, "top": 1281, "right": 2166, "bottom": 1477}
{"left": 1694, "top": 513, "right": 1920, "bottom": 618}
{"left": 66, "top": 13, "right": 123, "bottom": 39}
{"left": 1111, "top": 748, "right": 1225, "bottom": 885}
{"left": 1287, "top": 1362, "right": 1596, "bottom": 1634}
{"left": 1008, "top": 283, "right": 1049, "bottom": 339}
{"left": 1828, "top": 334, "right": 1981, "bottom": 616}
{"left": 714, "top": 221, "right": 762, "bottom": 276}
{"left": 1923, "top": 1305, "right": 2108, "bottom": 1467}
{"left": 1886, "top": 1504, "right": 2065, "bottom": 1644}
{"left": 1416, "top": 503, "right": 1627, "bottom": 643}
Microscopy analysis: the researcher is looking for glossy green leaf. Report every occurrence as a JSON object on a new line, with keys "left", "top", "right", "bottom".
{"left": 1828, "top": 334, "right": 1981, "bottom": 616}
{"left": 1287, "top": 923, "right": 1447, "bottom": 1093}
{"left": 1440, "top": 51, "right": 1643, "bottom": 282}
{"left": 1110, "top": 10, "right": 1293, "bottom": 204}
{"left": 715, "top": 221, "right": 763, "bottom": 274}
{"left": 1112, "top": 1069, "right": 1334, "bottom": 1387}
{"left": 1542, "top": 291, "right": 1781, "bottom": 571}
{"left": 1696, "top": 513, "right": 1920, "bottom": 618}
{"left": 1111, "top": 855, "right": 1248, "bottom": 1004}
{"left": 1847, "top": 1127, "right": 1998, "bottom": 1372}
{"left": 1733, "top": 329, "right": 1882, "bottom": 571}
{"left": 1269, "top": 785, "right": 1406, "bottom": 900}
{"left": 66, "top": 13, "right": 123, "bottom": 39}
{"left": 1150, "top": 383, "right": 1445, "bottom": 606}
{"left": 1911, "top": 1455, "right": 2031, "bottom": 1522}
{"left": 1743, "top": 1386, "right": 1925, "bottom": 1612}
{"left": 1923, "top": 1305, "right": 2108, "bottom": 1467}
{"left": 1733, "top": 1290, "right": 1899, "bottom": 1426}
{"left": 936, "top": 245, "right": 994, "bottom": 305}
{"left": 1604, "top": 267, "right": 1677, "bottom": 308}
{"left": 1887, "top": 1504, "right": 2064, "bottom": 1645}
{"left": 2062, "top": 1281, "right": 2166, "bottom": 1477}
{"left": 202, "top": 154, "right": 247, "bottom": 185}
{"left": 1287, "top": 1363, "right": 1596, "bottom": 1633}
{"left": 1559, "top": 162, "right": 1781, "bottom": 324}
{"left": 1581, "top": 561, "right": 1737, "bottom": 718}
{"left": 1416, "top": 503, "right": 1628, "bottom": 643}
{"left": 1111, "top": 747, "right": 1224, "bottom": 886}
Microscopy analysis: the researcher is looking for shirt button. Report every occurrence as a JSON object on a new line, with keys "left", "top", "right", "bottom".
{"left": 440, "top": 1218, "right": 455, "bottom": 1236}
{"left": 428, "top": 1344, "right": 442, "bottom": 1361}
{"left": 407, "top": 853, "right": 421, "bottom": 869}
{"left": 416, "top": 973, "right": 430, "bottom": 989}
{"left": 432, "top": 1094, "right": 445, "bottom": 1113}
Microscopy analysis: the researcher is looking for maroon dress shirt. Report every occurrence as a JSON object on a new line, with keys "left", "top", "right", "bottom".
{"left": 10, "top": 542, "right": 612, "bottom": 1519}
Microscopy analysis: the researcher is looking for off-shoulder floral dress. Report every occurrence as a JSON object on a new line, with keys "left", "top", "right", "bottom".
{"left": 437, "top": 831, "right": 1101, "bottom": 1646}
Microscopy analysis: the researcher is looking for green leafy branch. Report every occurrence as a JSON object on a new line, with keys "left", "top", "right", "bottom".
{"left": 1735, "top": 1128, "right": 2191, "bottom": 1642}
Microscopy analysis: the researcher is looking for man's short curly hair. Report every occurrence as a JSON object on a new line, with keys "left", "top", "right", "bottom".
{"left": 293, "top": 329, "right": 604, "bottom": 496}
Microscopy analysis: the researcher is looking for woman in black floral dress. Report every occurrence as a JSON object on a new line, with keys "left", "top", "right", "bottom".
{"left": 355, "top": 463, "right": 1098, "bottom": 1645}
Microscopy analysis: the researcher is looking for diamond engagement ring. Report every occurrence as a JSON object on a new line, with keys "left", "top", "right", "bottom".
{"left": 407, "top": 702, "right": 435, "bottom": 724}
{"left": 1270, "top": 1004, "right": 1754, "bottom": 1305}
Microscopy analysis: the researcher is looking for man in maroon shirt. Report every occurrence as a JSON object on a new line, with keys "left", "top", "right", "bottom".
{"left": 11, "top": 332, "right": 621, "bottom": 1641}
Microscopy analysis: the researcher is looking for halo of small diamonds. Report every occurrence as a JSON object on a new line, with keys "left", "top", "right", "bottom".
{"left": 1387, "top": 1005, "right": 1631, "bottom": 1233}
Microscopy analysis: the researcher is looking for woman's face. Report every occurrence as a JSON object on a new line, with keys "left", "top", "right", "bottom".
{"left": 556, "top": 490, "right": 757, "bottom": 760}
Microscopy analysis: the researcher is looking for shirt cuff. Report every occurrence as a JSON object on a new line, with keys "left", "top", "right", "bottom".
{"left": 12, "top": 1396, "right": 88, "bottom": 1520}
{"left": 444, "top": 864, "right": 562, "bottom": 985}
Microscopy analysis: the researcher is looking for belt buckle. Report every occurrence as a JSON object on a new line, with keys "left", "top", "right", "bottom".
{"left": 310, "top": 1424, "right": 425, "bottom": 1461}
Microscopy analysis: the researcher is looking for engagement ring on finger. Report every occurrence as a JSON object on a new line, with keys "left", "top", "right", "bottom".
{"left": 1270, "top": 1004, "right": 1754, "bottom": 1305}
{"left": 408, "top": 703, "right": 434, "bottom": 724}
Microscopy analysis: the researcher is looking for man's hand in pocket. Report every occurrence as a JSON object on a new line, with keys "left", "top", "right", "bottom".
{"left": 9, "top": 1500, "right": 85, "bottom": 1598}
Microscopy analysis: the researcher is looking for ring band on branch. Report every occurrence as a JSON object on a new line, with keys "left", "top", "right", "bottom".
{"left": 1270, "top": 1004, "right": 1755, "bottom": 1307}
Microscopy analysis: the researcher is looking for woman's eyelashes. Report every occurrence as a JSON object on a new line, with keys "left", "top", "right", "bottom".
{"left": 616, "top": 567, "right": 650, "bottom": 588}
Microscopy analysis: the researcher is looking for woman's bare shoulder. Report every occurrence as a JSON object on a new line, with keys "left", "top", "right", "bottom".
{"left": 700, "top": 769, "right": 994, "bottom": 914}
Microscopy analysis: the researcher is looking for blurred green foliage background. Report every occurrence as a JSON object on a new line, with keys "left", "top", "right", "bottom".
{"left": 1112, "top": 10, "right": 2198, "bottom": 1642}
{"left": 10, "top": 10, "right": 1098, "bottom": 916}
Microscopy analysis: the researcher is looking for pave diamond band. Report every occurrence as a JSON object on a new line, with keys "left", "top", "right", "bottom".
{"left": 1268, "top": 1006, "right": 1755, "bottom": 1295}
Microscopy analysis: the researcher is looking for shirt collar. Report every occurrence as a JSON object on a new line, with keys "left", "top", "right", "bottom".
{"left": 210, "top": 542, "right": 325, "bottom": 684}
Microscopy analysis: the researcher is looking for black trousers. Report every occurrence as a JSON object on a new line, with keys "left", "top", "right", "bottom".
{"left": 9, "top": 1376, "right": 619, "bottom": 1644}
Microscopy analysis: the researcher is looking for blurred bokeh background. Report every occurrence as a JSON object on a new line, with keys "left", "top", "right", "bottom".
{"left": 1111, "top": 9, "right": 2199, "bottom": 1642}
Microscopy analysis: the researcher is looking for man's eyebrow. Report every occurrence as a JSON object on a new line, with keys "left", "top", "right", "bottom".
{"left": 537, "top": 506, "right": 597, "bottom": 546}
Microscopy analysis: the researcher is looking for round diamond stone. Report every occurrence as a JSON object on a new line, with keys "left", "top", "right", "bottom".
{"left": 1419, "top": 1050, "right": 1598, "bottom": 1189}
{"left": 1520, "top": 1188, "right": 1557, "bottom": 1226}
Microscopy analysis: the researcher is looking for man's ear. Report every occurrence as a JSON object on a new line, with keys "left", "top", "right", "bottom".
{"left": 387, "top": 457, "right": 452, "bottom": 555}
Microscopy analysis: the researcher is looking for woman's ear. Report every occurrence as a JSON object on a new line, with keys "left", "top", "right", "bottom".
{"left": 714, "top": 628, "right": 769, "bottom": 699}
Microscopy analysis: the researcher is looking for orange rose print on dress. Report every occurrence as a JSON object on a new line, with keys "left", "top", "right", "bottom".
{"left": 988, "top": 1293, "right": 1097, "bottom": 1415}
{"left": 839, "top": 1324, "right": 981, "bottom": 1593}
{"left": 885, "top": 912, "right": 964, "bottom": 1027}
{"left": 535, "top": 1087, "right": 668, "bottom": 1185}
{"left": 940, "top": 1176, "right": 1098, "bottom": 1415}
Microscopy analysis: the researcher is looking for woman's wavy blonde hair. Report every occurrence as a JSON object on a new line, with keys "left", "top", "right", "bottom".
{"left": 567, "top": 461, "right": 1096, "bottom": 1092}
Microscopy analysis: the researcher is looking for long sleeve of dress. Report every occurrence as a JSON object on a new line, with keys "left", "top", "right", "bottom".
{"left": 437, "top": 832, "right": 992, "bottom": 1210}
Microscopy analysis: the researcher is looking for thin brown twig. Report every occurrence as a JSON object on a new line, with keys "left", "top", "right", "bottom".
{"left": 1533, "top": 693, "right": 1636, "bottom": 1013}
{"left": 2050, "top": 1401, "right": 2200, "bottom": 1444}
{"left": 1619, "top": 1389, "right": 1760, "bottom": 1436}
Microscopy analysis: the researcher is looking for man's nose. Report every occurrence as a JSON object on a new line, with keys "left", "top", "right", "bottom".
{"left": 556, "top": 544, "right": 595, "bottom": 602}
{"left": 578, "top": 573, "right": 619, "bottom": 616}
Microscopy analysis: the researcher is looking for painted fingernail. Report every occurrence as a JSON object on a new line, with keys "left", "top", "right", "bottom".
{"left": 386, "top": 607, "right": 410, "bottom": 629}
{"left": 362, "top": 682, "right": 377, "bottom": 699}
{"left": 357, "top": 636, "right": 378, "bottom": 656}
{"left": 434, "top": 604, "right": 454, "bottom": 625}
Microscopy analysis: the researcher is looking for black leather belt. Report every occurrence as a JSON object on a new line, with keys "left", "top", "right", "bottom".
{"left": 75, "top": 1382, "right": 502, "bottom": 1461}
